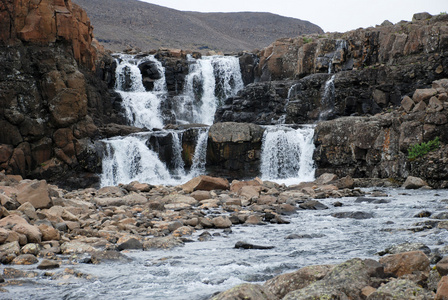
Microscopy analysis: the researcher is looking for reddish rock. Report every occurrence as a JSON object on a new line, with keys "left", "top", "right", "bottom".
{"left": 0, "top": 215, "right": 42, "bottom": 243}
{"left": 379, "top": 251, "right": 430, "bottom": 277}
{"left": 16, "top": 180, "right": 52, "bottom": 209}
{"left": 230, "top": 179, "right": 262, "bottom": 193}
{"left": 181, "top": 175, "right": 230, "bottom": 192}
{"left": 436, "top": 276, "right": 448, "bottom": 300}
{"left": 38, "top": 224, "right": 61, "bottom": 241}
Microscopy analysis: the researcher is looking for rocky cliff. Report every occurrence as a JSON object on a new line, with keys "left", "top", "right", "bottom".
{"left": 0, "top": 0, "right": 122, "bottom": 188}
{"left": 216, "top": 13, "right": 448, "bottom": 125}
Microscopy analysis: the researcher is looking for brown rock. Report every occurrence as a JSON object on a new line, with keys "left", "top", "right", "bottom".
{"left": 245, "top": 215, "right": 263, "bottom": 225}
{"left": 38, "top": 224, "right": 61, "bottom": 241}
{"left": 16, "top": 180, "right": 52, "bottom": 209}
{"left": 362, "top": 286, "right": 377, "bottom": 298}
{"left": 437, "top": 256, "right": 448, "bottom": 276}
{"left": 379, "top": 251, "right": 430, "bottom": 277}
{"left": 190, "top": 190, "right": 211, "bottom": 201}
{"left": 264, "top": 264, "right": 334, "bottom": 298}
{"left": 49, "top": 89, "right": 87, "bottom": 127}
{"left": 0, "top": 241, "right": 21, "bottom": 256}
{"left": 239, "top": 185, "right": 262, "bottom": 199}
{"left": 60, "top": 241, "right": 96, "bottom": 254}
{"left": 401, "top": 95, "right": 415, "bottom": 112}
{"left": 314, "top": 173, "right": 339, "bottom": 185}
{"left": 436, "top": 276, "right": 448, "bottom": 300}
{"left": 211, "top": 216, "right": 232, "bottom": 228}
{"left": 0, "top": 215, "right": 42, "bottom": 243}
{"left": 413, "top": 88, "right": 437, "bottom": 103}
{"left": 12, "top": 254, "right": 38, "bottom": 265}
{"left": 181, "top": 175, "right": 229, "bottom": 192}
{"left": 38, "top": 259, "right": 60, "bottom": 270}
{"left": 428, "top": 96, "right": 444, "bottom": 112}
{"left": 230, "top": 179, "right": 262, "bottom": 193}
{"left": 21, "top": 243, "right": 41, "bottom": 255}
{"left": 17, "top": 202, "right": 38, "bottom": 220}
{"left": 412, "top": 100, "right": 427, "bottom": 112}
{"left": 172, "top": 226, "right": 195, "bottom": 237}
{"left": 402, "top": 176, "right": 429, "bottom": 189}
{"left": 0, "top": 228, "right": 10, "bottom": 244}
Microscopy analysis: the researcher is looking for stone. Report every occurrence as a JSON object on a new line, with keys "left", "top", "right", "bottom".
{"left": 239, "top": 185, "right": 262, "bottom": 199}
{"left": 181, "top": 175, "right": 229, "bottom": 192}
{"left": 172, "top": 226, "right": 195, "bottom": 237}
{"left": 401, "top": 95, "right": 415, "bottom": 112}
{"left": 413, "top": 88, "right": 437, "bottom": 103}
{"left": 211, "top": 283, "right": 276, "bottom": 300}
{"left": 12, "top": 254, "right": 38, "bottom": 265}
{"left": 314, "top": 173, "right": 338, "bottom": 185}
{"left": 332, "top": 211, "right": 374, "bottom": 219}
{"left": 37, "top": 259, "right": 60, "bottom": 269}
{"left": 3, "top": 268, "right": 38, "bottom": 279}
{"left": 429, "top": 96, "right": 444, "bottom": 112}
{"left": 436, "top": 276, "right": 448, "bottom": 300}
{"left": 16, "top": 180, "right": 52, "bottom": 209}
{"left": 0, "top": 228, "right": 9, "bottom": 244}
{"left": 380, "top": 242, "right": 431, "bottom": 256}
{"left": 379, "top": 251, "right": 430, "bottom": 277}
{"left": 90, "top": 251, "right": 132, "bottom": 264}
{"left": 0, "top": 194, "right": 20, "bottom": 210}
{"left": 190, "top": 190, "right": 211, "bottom": 201}
{"left": 230, "top": 179, "right": 262, "bottom": 193}
{"left": 211, "top": 216, "right": 232, "bottom": 228}
{"left": 38, "top": 224, "right": 61, "bottom": 241}
{"left": 143, "top": 236, "right": 184, "bottom": 249}
{"left": 367, "top": 279, "right": 433, "bottom": 299}
{"left": 402, "top": 176, "right": 429, "bottom": 189}
{"left": 0, "top": 241, "right": 21, "bottom": 256}
{"left": 437, "top": 256, "right": 448, "bottom": 276}
{"left": 117, "top": 238, "right": 143, "bottom": 251}
{"left": 21, "top": 243, "right": 41, "bottom": 255}
{"left": 234, "top": 241, "right": 274, "bottom": 250}
{"left": 61, "top": 241, "right": 96, "bottom": 254}
{"left": 299, "top": 200, "right": 328, "bottom": 210}
{"left": 264, "top": 265, "right": 334, "bottom": 298}
{"left": 412, "top": 100, "right": 427, "bottom": 112}
{"left": 412, "top": 12, "right": 433, "bottom": 21}
{"left": 17, "top": 202, "right": 38, "bottom": 220}
{"left": 0, "top": 215, "right": 42, "bottom": 243}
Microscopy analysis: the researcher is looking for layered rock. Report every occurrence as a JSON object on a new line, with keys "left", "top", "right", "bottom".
{"left": 313, "top": 80, "right": 448, "bottom": 187}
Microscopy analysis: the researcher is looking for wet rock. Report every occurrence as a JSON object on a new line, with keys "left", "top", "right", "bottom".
{"left": 299, "top": 200, "right": 328, "bottom": 210}
{"left": 143, "top": 236, "right": 184, "bottom": 249}
{"left": 367, "top": 279, "right": 433, "bottom": 299}
{"left": 117, "top": 238, "right": 143, "bottom": 251}
{"left": 234, "top": 241, "right": 274, "bottom": 250}
{"left": 21, "top": 243, "right": 41, "bottom": 255}
{"left": 3, "top": 268, "right": 38, "bottom": 279}
{"left": 379, "top": 251, "right": 430, "bottom": 277}
{"left": 198, "top": 231, "right": 212, "bottom": 242}
{"left": 402, "top": 176, "right": 429, "bottom": 189}
{"left": 181, "top": 175, "right": 229, "bottom": 193}
{"left": 210, "top": 283, "right": 276, "bottom": 300}
{"left": 414, "top": 211, "right": 432, "bottom": 218}
{"left": 264, "top": 264, "right": 334, "bottom": 298}
{"left": 90, "top": 251, "right": 132, "bottom": 264}
{"left": 332, "top": 211, "right": 374, "bottom": 219}
{"left": 172, "top": 226, "right": 195, "bottom": 237}
{"left": 37, "top": 259, "right": 60, "bottom": 270}
{"left": 12, "top": 254, "right": 38, "bottom": 265}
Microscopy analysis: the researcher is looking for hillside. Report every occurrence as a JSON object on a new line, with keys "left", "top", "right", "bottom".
{"left": 72, "top": 0, "right": 323, "bottom": 52}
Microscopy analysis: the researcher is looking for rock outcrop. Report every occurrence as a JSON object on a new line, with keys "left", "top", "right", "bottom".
{"left": 313, "top": 80, "right": 448, "bottom": 187}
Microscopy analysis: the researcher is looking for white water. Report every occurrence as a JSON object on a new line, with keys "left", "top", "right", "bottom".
{"left": 260, "top": 125, "right": 316, "bottom": 185}
{"left": 319, "top": 74, "right": 336, "bottom": 121}
{"left": 175, "top": 55, "right": 244, "bottom": 125}
{"left": 115, "top": 54, "right": 167, "bottom": 129}
{"left": 101, "top": 129, "right": 209, "bottom": 187}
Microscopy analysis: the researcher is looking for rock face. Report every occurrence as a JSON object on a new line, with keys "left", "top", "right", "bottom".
{"left": 313, "top": 82, "right": 448, "bottom": 186}
{"left": 0, "top": 0, "right": 123, "bottom": 188}
{"left": 206, "top": 122, "right": 265, "bottom": 178}
{"left": 217, "top": 13, "right": 448, "bottom": 125}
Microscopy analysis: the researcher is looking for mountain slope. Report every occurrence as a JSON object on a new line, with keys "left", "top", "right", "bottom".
{"left": 73, "top": 0, "right": 324, "bottom": 52}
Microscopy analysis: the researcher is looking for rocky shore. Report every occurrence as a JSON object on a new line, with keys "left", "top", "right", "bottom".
{"left": 0, "top": 170, "right": 448, "bottom": 299}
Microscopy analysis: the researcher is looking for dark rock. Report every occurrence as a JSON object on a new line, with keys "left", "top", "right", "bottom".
{"left": 414, "top": 211, "right": 432, "bottom": 218}
{"left": 299, "top": 200, "right": 328, "bottom": 210}
{"left": 379, "top": 242, "right": 432, "bottom": 256}
{"left": 37, "top": 259, "right": 60, "bottom": 270}
{"left": 117, "top": 238, "right": 143, "bottom": 251}
{"left": 331, "top": 211, "right": 374, "bottom": 219}
{"left": 198, "top": 231, "right": 212, "bottom": 242}
{"left": 90, "top": 251, "right": 132, "bottom": 264}
{"left": 234, "top": 241, "right": 274, "bottom": 250}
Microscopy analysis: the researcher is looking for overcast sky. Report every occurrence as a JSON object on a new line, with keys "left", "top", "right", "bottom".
{"left": 139, "top": 0, "right": 447, "bottom": 33}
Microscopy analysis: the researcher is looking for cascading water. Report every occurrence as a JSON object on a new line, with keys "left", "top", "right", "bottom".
{"left": 174, "top": 55, "right": 244, "bottom": 125}
{"left": 260, "top": 125, "right": 316, "bottom": 185}
{"left": 115, "top": 54, "right": 167, "bottom": 129}
{"left": 319, "top": 39, "right": 347, "bottom": 121}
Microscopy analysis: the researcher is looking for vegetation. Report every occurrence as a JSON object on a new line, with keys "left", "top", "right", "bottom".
{"left": 303, "top": 36, "right": 313, "bottom": 44}
{"left": 407, "top": 137, "right": 440, "bottom": 160}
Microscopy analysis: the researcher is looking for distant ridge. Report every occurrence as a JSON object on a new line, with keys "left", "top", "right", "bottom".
{"left": 73, "top": 0, "right": 324, "bottom": 52}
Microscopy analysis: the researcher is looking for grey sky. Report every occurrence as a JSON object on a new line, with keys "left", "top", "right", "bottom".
{"left": 139, "top": 0, "right": 447, "bottom": 33}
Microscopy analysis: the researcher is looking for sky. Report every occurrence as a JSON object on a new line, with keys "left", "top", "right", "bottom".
{"left": 139, "top": 0, "right": 447, "bottom": 33}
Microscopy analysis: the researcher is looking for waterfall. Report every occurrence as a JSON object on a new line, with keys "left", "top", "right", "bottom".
{"left": 260, "top": 125, "right": 315, "bottom": 185}
{"left": 174, "top": 55, "right": 244, "bottom": 125}
{"left": 115, "top": 54, "right": 167, "bottom": 129}
{"left": 319, "top": 75, "right": 336, "bottom": 120}
{"left": 100, "top": 129, "right": 209, "bottom": 187}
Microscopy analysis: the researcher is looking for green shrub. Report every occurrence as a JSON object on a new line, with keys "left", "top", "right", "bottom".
{"left": 408, "top": 137, "right": 440, "bottom": 160}
{"left": 302, "top": 36, "right": 313, "bottom": 44}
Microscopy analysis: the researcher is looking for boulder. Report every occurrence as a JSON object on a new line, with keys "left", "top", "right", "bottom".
{"left": 211, "top": 216, "right": 232, "bottom": 228}
{"left": 60, "top": 241, "right": 96, "bottom": 254}
{"left": 436, "top": 276, "right": 448, "bottom": 300}
{"left": 367, "top": 279, "right": 433, "bottom": 299}
{"left": 181, "top": 175, "right": 229, "bottom": 192}
{"left": 264, "top": 265, "right": 334, "bottom": 298}
{"left": 234, "top": 241, "right": 274, "bottom": 250}
{"left": 90, "top": 251, "right": 132, "bottom": 264}
{"left": 143, "top": 236, "right": 184, "bottom": 250}
{"left": 0, "top": 241, "right": 21, "bottom": 256}
{"left": 379, "top": 251, "right": 430, "bottom": 277}
{"left": 299, "top": 200, "right": 328, "bottom": 210}
{"left": 21, "top": 243, "right": 40, "bottom": 256}
{"left": 38, "top": 259, "right": 60, "bottom": 270}
{"left": 211, "top": 283, "right": 276, "bottom": 300}
{"left": 0, "top": 215, "right": 42, "bottom": 243}
{"left": 402, "top": 176, "right": 429, "bottom": 189}
{"left": 117, "top": 238, "right": 143, "bottom": 251}
{"left": 16, "top": 180, "right": 52, "bottom": 209}
{"left": 401, "top": 95, "right": 415, "bottom": 112}
{"left": 332, "top": 211, "right": 374, "bottom": 219}
{"left": 38, "top": 224, "right": 61, "bottom": 241}
{"left": 12, "top": 254, "right": 38, "bottom": 265}
{"left": 412, "top": 88, "right": 438, "bottom": 103}
{"left": 437, "top": 256, "right": 448, "bottom": 276}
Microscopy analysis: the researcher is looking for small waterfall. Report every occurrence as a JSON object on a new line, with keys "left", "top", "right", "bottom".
{"left": 319, "top": 75, "right": 336, "bottom": 120}
{"left": 115, "top": 54, "right": 167, "bottom": 129}
{"left": 100, "top": 128, "right": 210, "bottom": 187}
{"left": 174, "top": 55, "right": 244, "bottom": 125}
{"left": 260, "top": 125, "right": 315, "bottom": 185}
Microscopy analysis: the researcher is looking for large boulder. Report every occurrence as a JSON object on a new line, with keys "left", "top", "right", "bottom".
{"left": 367, "top": 279, "right": 433, "bottom": 299}
{"left": 0, "top": 215, "right": 42, "bottom": 243}
{"left": 211, "top": 283, "right": 276, "bottom": 300}
{"left": 16, "top": 180, "right": 52, "bottom": 209}
{"left": 181, "top": 175, "right": 229, "bottom": 192}
{"left": 379, "top": 251, "right": 430, "bottom": 277}
{"left": 207, "top": 122, "right": 265, "bottom": 178}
